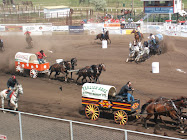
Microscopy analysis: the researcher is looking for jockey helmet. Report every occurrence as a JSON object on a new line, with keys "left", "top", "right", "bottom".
{"left": 150, "top": 33, "right": 153, "bottom": 36}
{"left": 40, "top": 50, "right": 44, "bottom": 53}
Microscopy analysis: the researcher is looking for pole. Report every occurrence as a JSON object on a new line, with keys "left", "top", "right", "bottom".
{"left": 132, "top": 0, "right": 134, "bottom": 16}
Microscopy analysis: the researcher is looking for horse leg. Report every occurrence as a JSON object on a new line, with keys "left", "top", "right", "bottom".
{"left": 144, "top": 114, "right": 153, "bottom": 129}
{"left": 71, "top": 72, "right": 73, "bottom": 79}
{"left": 76, "top": 74, "right": 81, "bottom": 83}
{"left": 2, "top": 98, "right": 5, "bottom": 113}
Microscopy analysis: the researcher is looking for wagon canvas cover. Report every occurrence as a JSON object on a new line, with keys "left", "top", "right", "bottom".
{"left": 82, "top": 83, "right": 116, "bottom": 100}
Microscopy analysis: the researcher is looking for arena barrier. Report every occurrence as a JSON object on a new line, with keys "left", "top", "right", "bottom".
{"left": 0, "top": 108, "right": 185, "bottom": 140}
{"left": 0, "top": 22, "right": 186, "bottom": 37}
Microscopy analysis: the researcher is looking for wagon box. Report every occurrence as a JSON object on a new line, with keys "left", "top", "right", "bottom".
{"left": 82, "top": 83, "right": 140, "bottom": 125}
{"left": 15, "top": 52, "right": 50, "bottom": 78}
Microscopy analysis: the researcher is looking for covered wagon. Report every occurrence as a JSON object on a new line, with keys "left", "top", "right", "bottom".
{"left": 15, "top": 52, "right": 50, "bottom": 78}
{"left": 82, "top": 83, "right": 140, "bottom": 125}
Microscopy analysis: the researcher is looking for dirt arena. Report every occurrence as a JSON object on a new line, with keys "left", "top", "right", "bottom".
{"left": 0, "top": 34, "right": 186, "bottom": 139}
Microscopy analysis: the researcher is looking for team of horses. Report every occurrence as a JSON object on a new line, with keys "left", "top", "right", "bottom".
{"left": 49, "top": 57, "right": 106, "bottom": 84}
{"left": 126, "top": 30, "right": 162, "bottom": 63}
{"left": 140, "top": 96, "right": 187, "bottom": 133}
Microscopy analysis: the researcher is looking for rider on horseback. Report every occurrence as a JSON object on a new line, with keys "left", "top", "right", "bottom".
{"left": 102, "top": 28, "right": 106, "bottom": 39}
{"left": 6, "top": 75, "right": 19, "bottom": 100}
{"left": 135, "top": 26, "right": 141, "bottom": 40}
{"left": 148, "top": 33, "right": 156, "bottom": 45}
{"left": 36, "top": 50, "right": 47, "bottom": 64}
{"left": 118, "top": 81, "right": 135, "bottom": 102}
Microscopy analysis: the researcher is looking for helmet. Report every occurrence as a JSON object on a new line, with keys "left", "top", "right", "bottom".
{"left": 40, "top": 50, "right": 44, "bottom": 53}
{"left": 12, "top": 75, "right": 16, "bottom": 79}
{"left": 150, "top": 33, "right": 153, "bottom": 36}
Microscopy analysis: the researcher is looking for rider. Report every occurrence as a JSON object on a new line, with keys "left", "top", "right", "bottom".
{"left": 102, "top": 28, "right": 106, "bottom": 39}
{"left": 118, "top": 81, "right": 135, "bottom": 102}
{"left": 36, "top": 50, "right": 47, "bottom": 64}
{"left": 148, "top": 33, "right": 156, "bottom": 45}
{"left": 136, "top": 26, "right": 141, "bottom": 40}
{"left": 6, "top": 75, "right": 19, "bottom": 100}
{"left": 24, "top": 30, "right": 31, "bottom": 35}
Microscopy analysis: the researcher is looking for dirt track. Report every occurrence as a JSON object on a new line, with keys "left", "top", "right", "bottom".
{"left": 0, "top": 34, "right": 186, "bottom": 139}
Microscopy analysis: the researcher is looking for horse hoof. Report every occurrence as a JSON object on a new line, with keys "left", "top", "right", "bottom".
{"left": 3, "top": 111, "right": 6, "bottom": 114}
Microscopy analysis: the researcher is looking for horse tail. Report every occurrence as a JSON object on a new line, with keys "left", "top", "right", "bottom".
{"left": 140, "top": 99, "right": 154, "bottom": 114}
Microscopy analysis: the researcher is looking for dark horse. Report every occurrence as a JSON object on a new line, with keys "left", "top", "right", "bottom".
{"left": 25, "top": 32, "right": 33, "bottom": 48}
{"left": 131, "top": 29, "right": 144, "bottom": 42}
{"left": 76, "top": 63, "right": 106, "bottom": 84}
{"left": 141, "top": 96, "right": 187, "bottom": 133}
{"left": 93, "top": 63, "right": 106, "bottom": 83}
{"left": 49, "top": 61, "right": 71, "bottom": 81}
{"left": 0, "top": 39, "right": 4, "bottom": 52}
{"left": 95, "top": 31, "right": 111, "bottom": 44}
{"left": 64, "top": 58, "right": 77, "bottom": 79}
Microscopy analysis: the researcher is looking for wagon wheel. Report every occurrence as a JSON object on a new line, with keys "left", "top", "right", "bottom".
{"left": 16, "top": 65, "right": 24, "bottom": 73}
{"left": 30, "top": 69, "right": 38, "bottom": 78}
{"left": 85, "top": 104, "right": 100, "bottom": 121}
{"left": 114, "top": 110, "right": 128, "bottom": 125}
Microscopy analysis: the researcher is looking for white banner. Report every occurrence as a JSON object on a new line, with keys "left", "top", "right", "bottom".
{"left": 52, "top": 26, "right": 69, "bottom": 31}
{"left": 0, "top": 26, "right": 5, "bottom": 31}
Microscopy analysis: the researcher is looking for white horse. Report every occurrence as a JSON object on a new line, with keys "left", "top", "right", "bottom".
{"left": 0, "top": 84, "right": 23, "bottom": 113}
{"left": 135, "top": 43, "right": 150, "bottom": 63}
{"left": 126, "top": 41, "right": 140, "bottom": 62}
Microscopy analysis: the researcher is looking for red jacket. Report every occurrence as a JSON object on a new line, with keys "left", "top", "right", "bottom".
{"left": 36, "top": 52, "right": 46, "bottom": 59}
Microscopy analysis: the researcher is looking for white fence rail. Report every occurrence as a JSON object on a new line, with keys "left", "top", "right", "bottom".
{"left": 0, "top": 108, "right": 185, "bottom": 140}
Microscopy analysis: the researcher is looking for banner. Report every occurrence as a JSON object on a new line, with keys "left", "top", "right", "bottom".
{"left": 69, "top": 26, "right": 84, "bottom": 34}
{"left": 120, "top": 23, "right": 137, "bottom": 29}
{"left": 5, "top": 26, "right": 22, "bottom": 32}
{"left": 52, "top": 26, "right": 69, "bottom": 31}
{"left": 0, "top": 26, "right": 5, "bottom": 31}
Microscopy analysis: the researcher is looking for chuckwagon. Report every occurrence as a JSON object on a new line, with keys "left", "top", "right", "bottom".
{"left": 82, "top": 83, "right": 140, "bottom": 125}
{"left": 15, "top": 52, "right": 50, "bottom": 78}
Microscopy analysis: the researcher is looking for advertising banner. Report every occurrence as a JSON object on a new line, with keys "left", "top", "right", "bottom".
{"left": 145, "top": 7, "right": 173, "bottom": 13}
{"left": 52, "top": 26, "right": 69, "bottom": 31}
{"left": 69, "top": 26, "right": 84, "bottom": 34}
{"left": 5, "top": 26, "right": 22, "bottom": 32}
{"left": 120, "top": 23, "right": 137, "bottom": 29}
{"left": 0, "top": 26, "right": 5, "bottom": 31}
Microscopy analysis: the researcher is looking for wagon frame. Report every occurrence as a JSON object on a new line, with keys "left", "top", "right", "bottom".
{"left": 15, "top": 52, "right": 50, "bottom": 78}
{"left": 82, "top": 83, "right": 140, "bottom": 125}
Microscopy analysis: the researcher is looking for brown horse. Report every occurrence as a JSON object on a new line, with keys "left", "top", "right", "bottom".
{"left": 131, "top": 29, "right": 144, "bottom": 42}
{"left": 141, "top": 97, "right": 187, "bottom": 132}
{"left": 49, "top": 61, "right": 71, "bottom": 81}
{"left": 63, "top": 58, "right": 77, "bottom": 79}
{"left": 25, "top": 32, "right": 33, "bottom": 48}
{"left": 95, "top": 31, "right": 111, "bottom": 44}
{"left": 76, "top": 66, "right": 95, "bottom": 84}
{"left": 93, "top": 63, "right": 106, "bottom": 83}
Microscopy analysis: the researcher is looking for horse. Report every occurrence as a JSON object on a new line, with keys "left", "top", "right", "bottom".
{"left": 25, "top": 32, "right": 33, "bottom": 48}
{"left": 141, "top": 97, "right": 187, "bottom": 133}
{"left": 131, "top": 29, "right": 144, "bottom": 42}
{"left": 148, "top": 40, "right": 162, "bottom": 55}
{"left": 0, "top": 39, "right": 4, "bottom": 52}
{"left": 63, "top": 58, "right": 77, "bottom": 79}
{"left": 126, "top": 41, "right": 140, "bottom": 62}
{"left": 76, "top": 66, "right": 95, "bottom": 84}
{"left": 135, "top": 42, "right": 150, "bottom": 63}
{"left": 49, "top": 61, "right": 71, "bottom": 81}
{"left": 0, "top": 84, "right": 23, "bottom": 113}
{"left": 95, "top": 31, "right": 111, "bottom": 44}
{"left": 93, "top": 63, "right": 106, "bottom": 83}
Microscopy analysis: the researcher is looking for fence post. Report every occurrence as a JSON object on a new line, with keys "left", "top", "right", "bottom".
{"left": 70, "top": 121, "right": 73, "bottom": 140}
{"left": 124, "top": 130, "right": 127, "bottom": 140}
{"left": 18, "top": 112, "right": 23, "bottom": 140}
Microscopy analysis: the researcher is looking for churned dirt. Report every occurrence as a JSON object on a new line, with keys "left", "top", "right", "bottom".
{"left": 0, "top": 34, "right": 186, "bottom": 139}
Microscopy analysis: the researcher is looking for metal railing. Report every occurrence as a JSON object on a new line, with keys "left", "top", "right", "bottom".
{"left": 0, "top": 108, "right": 185, "bottom": 140}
